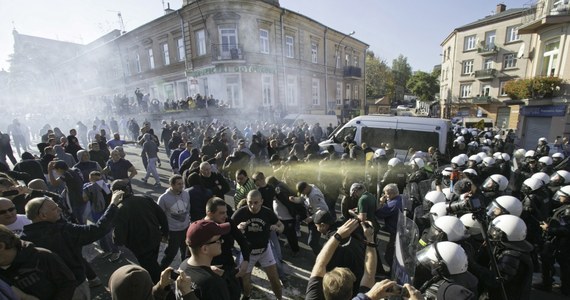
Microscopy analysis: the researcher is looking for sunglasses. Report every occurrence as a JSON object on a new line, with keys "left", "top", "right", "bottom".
{"left": 0, "top": 207, "right": 16, "bottom": 215}
{"left": 204, "top": 238, "right": 223, "bottom": 245}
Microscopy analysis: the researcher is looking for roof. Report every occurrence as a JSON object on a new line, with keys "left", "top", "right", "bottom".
{"left": 456, "top": 8, "right": 527, "bottom": 31}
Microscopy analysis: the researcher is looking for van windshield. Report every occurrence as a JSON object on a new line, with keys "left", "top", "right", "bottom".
{"left": 361, "top": 127, "right": 439, "bottom": 152}
{"left": 333, "top": 126, "right": 357, "bottom": 143}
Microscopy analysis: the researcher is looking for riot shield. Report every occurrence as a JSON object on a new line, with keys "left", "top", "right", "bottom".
{"left": 391, "top": 210, "right": 419, "bottom": 285}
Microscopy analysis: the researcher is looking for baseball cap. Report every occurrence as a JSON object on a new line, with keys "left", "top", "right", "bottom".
{"left": 313, "top": 210, "right": 334, "bottom": 225}
{"left": 186, "top": 219, "right": 231, "bottom": 247}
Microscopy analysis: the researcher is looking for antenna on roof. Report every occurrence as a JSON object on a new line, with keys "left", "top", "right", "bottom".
{"left": 108, "top": 10, "right": 127, "bottom": 34}
{"left": 162, "top": 0, "right": 166, "bottom": 10}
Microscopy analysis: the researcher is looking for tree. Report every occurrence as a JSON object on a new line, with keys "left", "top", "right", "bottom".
{"left": 406, "top": 70, "right": 440, "bottom": 102}
{"left": 365, "top": 51, "right": 392, "bottom": 99}
{"left": 390, "top": 55, "right": 412, "bottom": 103}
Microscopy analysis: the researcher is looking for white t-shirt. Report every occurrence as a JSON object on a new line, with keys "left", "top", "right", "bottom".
{"left": 6, "top": 215, "right": 32, "bottom": 236}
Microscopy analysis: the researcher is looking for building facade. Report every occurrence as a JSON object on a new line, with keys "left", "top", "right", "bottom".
{"left": 441, "top": 2, "right": 570, "bottom": 148}
{"left": 440, "top": 4, "right": 531, "bottom": 130}
{"left": 14, "top": 0, "right": 368, "bottom": 121}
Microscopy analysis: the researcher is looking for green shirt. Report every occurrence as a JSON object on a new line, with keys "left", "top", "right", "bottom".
{"left": 357, "top": 191, "right": 380, "bottom": 233}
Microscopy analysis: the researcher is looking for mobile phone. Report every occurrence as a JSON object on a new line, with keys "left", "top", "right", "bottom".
{"left": 170, "top": 270, "right": 180, "bottom": 280}
{"left": 388, "top": 284, "right": 410, "bottom": 298}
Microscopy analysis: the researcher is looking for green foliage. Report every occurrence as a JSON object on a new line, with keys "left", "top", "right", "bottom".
{"left": 390, "top": 55, "right": 412, "bottom": 102}
{"left": 406, "top": 71, "right": 439, "bottom": 102}
{"left": 504, "top": 77, "right": 565, "bottom": 100}
{"left": 365, "top": 51, "right": 392, "bottom": 99}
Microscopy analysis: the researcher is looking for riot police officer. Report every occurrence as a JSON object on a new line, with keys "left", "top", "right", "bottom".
{"left": 534, "top": 185, "right": 570, "bottom": 295}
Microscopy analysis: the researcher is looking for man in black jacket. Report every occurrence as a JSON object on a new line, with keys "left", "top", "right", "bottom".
{"left": 0, "top": 225, "right": 77, "bottom": 300}
{"left": 21, "top": 190, "right": 122, "bottom": 299}
{"left": 111, "top": 180, "right": 169, "bottom": 283}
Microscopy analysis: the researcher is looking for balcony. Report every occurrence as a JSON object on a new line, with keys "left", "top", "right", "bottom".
{"left": 477, "top": 44, "right": 499, "bottom": 56}
{"left": 343, "top": 99, "right": 360, "bottom": 109}
{"left": 520, "top": 2, "right": 570, "bottom": 33}
{"left": 472, "top": 95, "right": 493, "bottom": 104}
{"left": 474, "top": 69, "right": 497, "bottom": 81}
{"left": 211, "top": 44, "right": 245, "bottom": 64}
{"left": 343, "top": 66, "right": 362, "bottom": 78}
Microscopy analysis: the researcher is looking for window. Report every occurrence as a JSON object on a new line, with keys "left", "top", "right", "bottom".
{"left": 195, "top": 29, "right": 206, "bottom": 56}
{"left": 481, "top": 84, "right": 491, "bottom": 96}
{"left": 162, "top": 43, "right": 170, "bottom": 66}
{"left": 312, "top": 78, "right": 320, "bottom": 105}
{"left": 311, "top": 42, "right": 318, "bottom": 63}
{"left": 503, "top": 54, "right": 517, "bottom": 69}
{"left": 261, "top": 75, "right": 273, "bottom": 106}
{"left": 335, "top": 50, "right": 341, "bottom": 68}
{"left": 164, "top": 83, "right": 175, "bottom": 100}
{"left": 354, "top": 84, "right": 359, "bottom": 100}
{"left": 354, "top": 55, "right": 359, "bottom": 67}
{"left": 345, "top": 83, "right": 351, "bottom": 99}
{"left": 176, "top": 81, "right": 188, "bottom": 99}
{"left": 226, "top": 75, "right": 242, "bottom": 108}
{"left": 460, "top": 84, "right": 472, "bottom": 98}
{"left": 286, "top": 75, "right": 297, "bottom": 105}
{"left": 219, "top": 25, "right": 238, "bottom": 58}
{"left": 462, "top": 60, "right": 474, "bottom": 75}
{"left": 336, "top": 82, "right": 342, "bottom": 105}
{"left": 542, "top": 39, "right": 560, "bottom": 76}
{"left": 499, "top": 81, "right": 509, "bottom": 96}
{"left": 464, "top": 35, "right": 477, "bottom": 51}
{"left": 484, "top": 58, "right": 494, "bottom": 70}
{"left": 136, "top": 54, "right": 142, "bottom": 73}
{"left": 345, "top": 53, "right": 349, "bottom": 67}
{"left": 125, "top": 59, "right": 131, "bottom": 76}
{"left": 506, "top": 26, "right": 519, "bottom": 43}
{"left": 285, "top": 35, "right": 294, "bottom": 58}
{"left": 445, "top": 67, "right": 449, "bottom": 80}
{"left": 259, "top": 29, "right": 270, "bottom": 54}
{"left": 484, "top": 30, "right": 496, "bottom": 50}
{"left": 177, "top": 38, "right": 185, "bottom": 61}
{"left": 148, "top": 48, "right": 155, "bottom": 69}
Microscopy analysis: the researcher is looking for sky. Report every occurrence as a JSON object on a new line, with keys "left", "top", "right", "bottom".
{"left": 0, "top": 0, "right": 533, "bottom": 72}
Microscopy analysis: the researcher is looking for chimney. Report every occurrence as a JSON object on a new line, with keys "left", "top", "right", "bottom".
{"left": 164, "top": 2, "right": 174, "bottom": 15}
{"left": 496, "top": 4, "right": 506, "bottom": 13}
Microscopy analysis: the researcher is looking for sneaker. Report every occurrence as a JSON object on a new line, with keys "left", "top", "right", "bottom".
{"left": 109, "top": 251, "right": 122, "bottom": 262}
{"left": 141, "top": 178, "right": 147, "bottom": 183}
{"left": 88, "top": 277, "right": 102, "bottom": 288}
{"left": 154, "top": 182, "right": 161, "bottom": 187}
{"left": 99, "top": 252, "right": 112, "bottom": 259}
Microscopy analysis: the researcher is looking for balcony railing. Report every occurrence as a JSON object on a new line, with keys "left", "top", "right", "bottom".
{"left": 343, "top": 66, "right": 362, "bottom": 78}
{"left": 472, "top": 95, "right": 493, "bottom": 104}
{"left": 474, "top": 68, "right": 497, "bottom": 80}
{"left": 343, "top": 99, "right": 360, "bottom": 109}
{"left": 477, "top": 44, "right": 499, "bottom": 56}
{"left": 521, "top": 1, "right": 570, "bottom": 32}
{"left": 211, "top": 44, "right": 244, "bottom": 63}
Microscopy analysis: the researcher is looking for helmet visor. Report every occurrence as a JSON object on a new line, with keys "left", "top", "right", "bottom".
{"left": 424, "top": 224, "right": 446, "bottom": 244}
{"left": 481, "top": 177, "right": 497, "bottom": 192}
{"left": 416, "top": 244, "right": 438, "bottom": 270}
{"left": 486, "top": 201, "right": 505, "bottom": 218}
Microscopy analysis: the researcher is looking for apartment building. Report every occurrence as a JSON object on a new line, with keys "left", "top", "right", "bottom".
{"left": 517, "top": 0, "right": 570, "bottom": 148}
{"left": 11, "top": 0, "right": 368, "bottom": 120}
{"left": 440, "top": 4, "right": 531, "bottom": 130}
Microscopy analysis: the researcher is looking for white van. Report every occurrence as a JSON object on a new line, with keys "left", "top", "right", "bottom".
{"left": 319, "top": 115, "right": 452, "bottom": 157}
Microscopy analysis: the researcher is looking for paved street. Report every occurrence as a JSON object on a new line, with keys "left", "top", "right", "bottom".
{"left": 79, "top": 145, "right": 567, "bottom": 299}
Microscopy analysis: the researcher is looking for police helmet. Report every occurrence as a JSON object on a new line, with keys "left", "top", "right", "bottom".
{"left": 411, "top": 157, "right": 425, "bottom": 169}
{"left": 501, "top": 153, "right": 511, "bottom": 162}
{"left": 538, "top": 156, "right": 553, "bottom": 166}
{"left": 532, "top": 172, "right": 551, "bottom": 185}
{"left": 488, "top": 215, "right": 533, "bottom": 251}
{"left": 388, "top": 157, "right": 401, "bottom": 167}
{"left": 522, "top": 177, "right": 543, "bottom": 194}
{"left": 374, "top": 148, "right": 386, "bottom": 158}
{"left": 430, "top": 202, "right": 448, "bottom": 220}
{"left": 486, "top": 195, "right": 522, "bottom": 218}
{"left": 550, "top": 170, "right": 570, "bottom": 186}
{"left": 416, "top": 241, "right": 468, "bottom": 276}
{"left": 468, "top": 155, "right": 482, "bottom": 164}
{"left": 482, "top": 174, "right": 508, "bottom": 192}
{"left": 460, "top": 213, "right": 482, "bottom": 236}
{"left": 482, "top": 157, "right": 496, "bottom": 167}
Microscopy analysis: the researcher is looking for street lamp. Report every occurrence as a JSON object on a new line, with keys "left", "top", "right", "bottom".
{"left": 334, "top": 31, "right": 356, "bottom": 76}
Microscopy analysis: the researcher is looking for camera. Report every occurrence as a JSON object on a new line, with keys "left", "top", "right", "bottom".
{"left": 170, "top": 270, "right": 180, "bottom": 280}
{"left": 448, "top": 195, "right": 482, "bottom": 214}
{"left": 387, "top": 284, "right": 410, "bottom": 298}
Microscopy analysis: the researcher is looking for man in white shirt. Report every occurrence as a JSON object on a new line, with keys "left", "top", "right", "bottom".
{"left": 0, "top": 197, "right": 31, "bottom": 236}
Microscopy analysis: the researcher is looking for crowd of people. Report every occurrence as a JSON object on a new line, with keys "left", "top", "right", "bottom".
{"left": 0, "top": 114, "right": 569, "bottom": 300}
